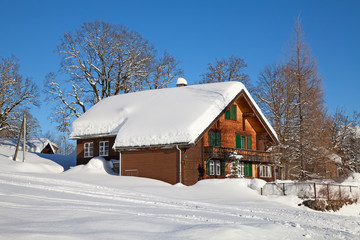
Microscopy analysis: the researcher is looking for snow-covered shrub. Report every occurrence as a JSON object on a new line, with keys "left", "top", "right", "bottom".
{"left": 228, "top": 151, "right": 244, "bottom": 178}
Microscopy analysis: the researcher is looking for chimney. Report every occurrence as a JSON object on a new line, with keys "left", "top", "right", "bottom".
{"left": 176, "top": 77, "right": 188, "bottom": 87}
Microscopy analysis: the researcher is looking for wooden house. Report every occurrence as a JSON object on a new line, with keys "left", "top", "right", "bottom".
{"left": 70, "top": 81, "right": 279, "bottom": 185}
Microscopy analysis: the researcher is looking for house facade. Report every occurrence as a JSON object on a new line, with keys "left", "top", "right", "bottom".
{"left": 71, "top": 81, "right": 278, "bottom": 185}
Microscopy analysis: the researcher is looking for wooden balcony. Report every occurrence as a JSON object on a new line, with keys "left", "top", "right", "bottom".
{"left": 204, "top": 146, "right": 274, "bottom": 164}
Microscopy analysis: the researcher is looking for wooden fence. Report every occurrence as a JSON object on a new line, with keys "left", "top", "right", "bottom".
{"left": 261, "top": 182, "right": 360, "bottom": 201}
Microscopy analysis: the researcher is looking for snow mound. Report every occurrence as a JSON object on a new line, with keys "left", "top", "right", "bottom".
{"left": 342, "top": 172, "right": 360, "bottom": 186}
{"left": 191, "top": 178, "right": 267, "bottom": 202}
{"left": 0, "top": 147, "right": 63, "bottom": 173}
{"left": 64, "top": 157, "right": 115, "bottom": 175}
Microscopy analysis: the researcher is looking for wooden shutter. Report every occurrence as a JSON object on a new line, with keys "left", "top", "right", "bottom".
{"left": 206, "top": 160, "right": 210, "bottom": 175}
{"left": 244, "top": 163, "right": 252, "bottom": 177}
{"left": 236, "top": 135, "right": 241, "bottom": 149}
{"left": 230, "top": 105, "right": 237, "bottom": 120}
{"left": 208, "top": 131, "right": 215, "bottom": 146}
{"left": 215, "top": 132, "right": 221, "bottom": 147}
{"left": 221, "top": 161, "right": 226, "bottom": 176}
{"left": 225, "top": 110, "right": 230, "bottom": 119}
{"left": 246, "top": 136, "right": 252, "bottom": 150}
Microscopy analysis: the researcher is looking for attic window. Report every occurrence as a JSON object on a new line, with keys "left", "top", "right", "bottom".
{"left": 208, "top": 131, "right": 221, "bottom": 147}
{"left": 225, "top": 105, "right": 237, "bottom": 120}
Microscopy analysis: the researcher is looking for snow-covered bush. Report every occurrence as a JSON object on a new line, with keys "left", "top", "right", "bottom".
{"left": 228, "top": 151, "right": 244, "bottom": 178}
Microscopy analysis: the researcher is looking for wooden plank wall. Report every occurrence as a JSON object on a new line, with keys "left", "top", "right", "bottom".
{"left": 76, "top": 136, "right": 117, "bottom": 165}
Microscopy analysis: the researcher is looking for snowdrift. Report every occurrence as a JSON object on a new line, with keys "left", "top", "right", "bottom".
{"left": 64, "top": 156, "right": 116, "bottom": 175}
{"left": 0, "top": 147, "right": 63, "bottom": 173}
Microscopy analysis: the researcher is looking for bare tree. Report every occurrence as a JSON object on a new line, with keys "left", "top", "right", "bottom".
{"left": 256, "top": 63, "right": 298, "bottom": 179}
{"left": 45, "top": 21, "right": 182, "bottom": 131}
{"left": 144, "top": 52, "right": 183, "bottom": 90}
{"left": 200, "top": 55, "right": 250, "bottom": 87}
{"left": 285, "top": 17, "right": 328, "bottom": 180}
{"left": 0, "top": 55, "right": 38, "bottom": 137}
{"left": 256, "top": 17, "right": 329, "bottom": 180}
{"left": 329, "top": 107, "right": 360, "bottom": 176}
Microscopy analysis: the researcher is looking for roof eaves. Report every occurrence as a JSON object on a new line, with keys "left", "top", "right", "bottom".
{"left": 113, "top": 142, "right": 194, "bottom": 151}
{"left": 69, "top": 133, "right": 117, "bottom": 140}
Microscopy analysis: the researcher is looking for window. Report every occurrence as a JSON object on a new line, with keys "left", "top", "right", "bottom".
{"left": 239, "top": 162, "right": 245, "bottom": 176}
{"left": 208, "top": 131, "right": 221, "bottom": 147}
{"left": 225, "top": 105, "right": 237, "bottom": 120}
{"left": 207, "top": 160, "right": 224, "bottom": 176}
{"left": 236, "top": 135, "right": 252, "bottom": 150}
{"left": 99, "top": 141, "right": 109, "bottom": 156}
{"left": 84, "top": 142, "right": 93, "bottom": 158}
{"left": 209, "top": 160, "right": 215, "bottom": 175}
{"left": 215, "top": 160, "right": 221, "bottom": 176}
{"left": 259, "top": 165, "right": 272, "bottom": 178}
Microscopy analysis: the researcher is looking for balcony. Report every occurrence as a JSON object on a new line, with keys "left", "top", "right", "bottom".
{"left": 204, "top": 146, "right": 274, "bottom": 164}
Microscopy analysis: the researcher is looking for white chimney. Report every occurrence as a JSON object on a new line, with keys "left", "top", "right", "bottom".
{"left": 176, "top": 77, "right": 188, "bottom": 87}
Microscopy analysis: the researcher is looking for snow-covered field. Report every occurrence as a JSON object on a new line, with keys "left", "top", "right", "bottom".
{"left": 0, "top": 147, "right": 359, "bottom": 240}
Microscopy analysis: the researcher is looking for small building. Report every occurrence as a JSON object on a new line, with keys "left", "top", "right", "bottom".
{"left": 70, "top": 81, "right": 279, "bottom": 185}
{"left": 0, "top": 138, "right": 58, "bottom": 154}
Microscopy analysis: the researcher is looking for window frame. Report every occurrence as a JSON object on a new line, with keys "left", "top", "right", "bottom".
{"left": 84, "top": 142, "right": 93, "bottom": 158}
{"left": 215, "top": 160, "right": 221, "bottom": 176}
{"left": 99, "top": 141, "right": 109, "bottom": 157}
{"left": 209, "top": 160, "right": 215, "bottom": 175}
{"left": 259, "top": 165, "right": 272, "bottom": 178}
{"left": 239, "top": 162, "right": 245, "bottom": 176}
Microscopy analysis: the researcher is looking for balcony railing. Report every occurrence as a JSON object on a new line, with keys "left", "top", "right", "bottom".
{"left": 204, "top": 146, "right": 274, "bottom": 163}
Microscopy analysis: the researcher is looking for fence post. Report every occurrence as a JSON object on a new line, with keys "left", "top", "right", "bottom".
{"left": 282, "top": 183, "right": 286, "bottom": 196}
{"left": 350, "top": 185, "right": 352, "bottom": 193}
{"left": 339, "top": 185, "right": 342, "bottom": 199}
{"left": 314, "top": 183, "right": 317, "bottom": 200}
{"left": 327, "top": 184, "right": 330, "bottom": 201}
{"left": 261, "top": 188, "right": 263, "bottom": 196}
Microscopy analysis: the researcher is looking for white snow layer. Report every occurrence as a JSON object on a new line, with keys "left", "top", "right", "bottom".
{"left": 70, "top": 81, "right": 278, "bottom": 148}
{"left": 0, "top": 137, "right": 57, "bottom": 153}
{"left": 0, "top": 147, "right": 63, "bottom": 173}
{"left": 0, "top": 147, "right": 360, "bottom": 239}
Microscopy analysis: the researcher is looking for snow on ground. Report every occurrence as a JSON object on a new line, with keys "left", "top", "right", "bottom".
{"left": 0, "top": 149, "right": 359, "bottom": 240}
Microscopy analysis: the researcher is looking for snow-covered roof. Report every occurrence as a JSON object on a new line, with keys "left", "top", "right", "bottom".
{"left": 70, "top": 81, "right": 278, "bottom": 149}
{"left": 0, "top": 138, "right": 58, "bottom": 153}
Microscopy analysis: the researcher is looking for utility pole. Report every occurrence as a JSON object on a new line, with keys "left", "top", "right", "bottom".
{"left": 13, "top": 113, "right": 26, "bottom": 161}
{"left": 23, "top": 115, "right": 26, "bottom": 162}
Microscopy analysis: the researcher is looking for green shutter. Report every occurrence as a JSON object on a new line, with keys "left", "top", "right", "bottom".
{"left": 230, "top": 105, "right": 237, "bottom": 120}
{"left": 236, "top": 135, "right": 241, "bottom": 149}
{"left": 215, "top": 132, "right": 221, "bottom": 147}
{"left": 208, "top": 131, "right": 215, "bottom": 146}
{"left": 244, "top": 163, "right": 252, "bottom": 177}
{"left": 225, "top": 111, "right": 230, "bottom": 119}
{"left": 246, "top": 136, "right": 252, "bottom": 150}
{"left": 221, "top": 161, "right": 226, "bottom": 176}
{"left": 206, "top": 160, "right": 210, "bottom": 175}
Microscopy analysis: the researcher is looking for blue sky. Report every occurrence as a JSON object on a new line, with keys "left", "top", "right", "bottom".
{"left": 1, "top": 0, "right": 359, "bottom": 135}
